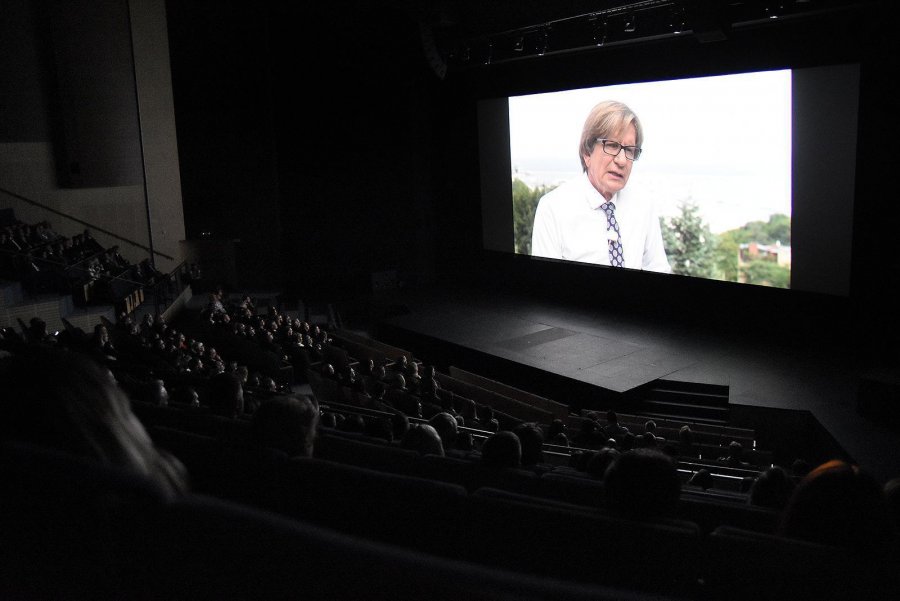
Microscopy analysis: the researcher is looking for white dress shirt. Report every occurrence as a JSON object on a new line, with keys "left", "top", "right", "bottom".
{"left": 531, "top": 172, "right": 671, "bottom": 273}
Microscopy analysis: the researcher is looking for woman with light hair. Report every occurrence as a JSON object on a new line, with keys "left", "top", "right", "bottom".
{"left": 1, "top": 345, "right": 188, "bottom": 497}
{"left": 532, "top": 100, "right": 670, "bottom": 272}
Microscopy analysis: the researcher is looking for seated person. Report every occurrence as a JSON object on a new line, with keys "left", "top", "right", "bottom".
{"left": 586, "top": 446, "right": 621, "bottom": 480}
{"left": 250, "top": 394, "right": 319, "bottom": 457}
{"left": 513, "top": 422, "right": 548, "bottom": 470}
{"left": 687, "top": 468, "right": 714, "bottom": 491}
{"left": 139, "top": 379, "right": 170, "bottom": 408}
{"left": 677, "top": 425, "right": 699, "bottom": 458}
{"left": 206, "top": 371, "right": 245, "bottom": 418}
{"left": 400, "top": 424, "right": 444, "bottom": 456}
{"left": 779, "top": 459, "right": 894, "bottom": 554}
{"left": 428, "top": 412, "right": 459, "bottom": 452}
{"left": 1, "top": 344, "right": 188, "bottom": 497}
{"left": 748, "top": 465, "right": 795, "bottom": 510}
{"left": 603, "top": 448, "right": 681, "bottom": 520}
{"left": 643, "top": 420, "right": 665, "bottom": 446}
{"left": 603, "top": 410, "right": 630, "bottom": 442}
{"left": 548, "top": 418, "right": 566, "bottom": 439}
{"left": 480, "top": 430, "right": 522, "bottom": 469}
{"left": 718, "top": 440, "right": 750, "bottom": 468}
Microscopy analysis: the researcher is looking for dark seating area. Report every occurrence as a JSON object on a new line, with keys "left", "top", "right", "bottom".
{"left": 4, "top": 300, "right": 900, "bottom": 600}
{"left": 1, "top": 214, "right": 163, "bottom": 311}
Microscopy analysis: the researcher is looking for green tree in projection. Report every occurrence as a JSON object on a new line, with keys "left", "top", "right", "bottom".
{"left": 731, "top": 213, "right": 791, "bottom": 245}
{"left": 742, "top": 259, "right": 790, "bottom": 288}
{"left": 512, "top": 178, "right": 556, "bottom": 254}
{"left": 661, "top": 200, "right": 718, "bottom": 278}
{"left": 764, "top": 213, "right": 791, "bottom": 245}
{"left": 717, "top": 213, "right": 792, "bottom": 287}
{"left": 713, "top": 231, "right": 740, "bottom": 283}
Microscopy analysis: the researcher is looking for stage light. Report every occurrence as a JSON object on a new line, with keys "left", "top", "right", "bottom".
{"left": 513, "top": 35, "right": 525, "bottom": 52}
{"left": 624, "top": 14, "right": 636, "bottom": 33}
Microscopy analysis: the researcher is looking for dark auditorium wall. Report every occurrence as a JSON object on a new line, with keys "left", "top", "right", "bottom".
{"left": 268, "top": 2, "right": 442, "bottom": 300}
{"left": 165, "top": 1, "right": 284, "bottom": 291}
{"left": 0, "top": 0, "right": 186, "bottom": 274}
{"left": 166, "top": 1, "right": 442, "bottom": 297}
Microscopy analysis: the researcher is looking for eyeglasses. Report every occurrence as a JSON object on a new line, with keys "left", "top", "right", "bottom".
{"left": 595, "top": 138, "right": 642, "bottom": 161}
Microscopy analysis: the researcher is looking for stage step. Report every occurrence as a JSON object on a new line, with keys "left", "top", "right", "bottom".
{"left": 647, "top": 380, "right": 730, "bottom": 405}
{"left": 635, "top": 378, "right": 730, "bottom": 425}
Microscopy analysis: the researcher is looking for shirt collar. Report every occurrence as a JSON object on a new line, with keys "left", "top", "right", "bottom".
{"left": 580, "top": 171, "right": 622, "bottom": 210}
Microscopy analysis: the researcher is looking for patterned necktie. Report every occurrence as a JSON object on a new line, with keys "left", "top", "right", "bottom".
{"left": 600, "top": 201, "right": 624, "bottom": 267}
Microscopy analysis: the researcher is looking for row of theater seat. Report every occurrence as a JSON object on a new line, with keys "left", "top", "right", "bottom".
{"left": 322, "top": 331, "right": 777, "bottom": 474}
{"left": 131, "top": 394, "right": 769, "bottom": 530}
{"left": 2, "top": 439, "right": 674, "bottom": 601}
{"left": 132, "top": 402, "right": 777, "bottom": 532}
{"left": 134, "top": 423, "right": 898, "bottom": 600}
{"left": 311, "top": 427, "right": 780, "bottom": 535}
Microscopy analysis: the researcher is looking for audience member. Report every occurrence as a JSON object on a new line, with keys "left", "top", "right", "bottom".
{"left": 643, "top": 420, "right": 663, "bottom": 447}
{"left": 172, "top": 385, "right": 200, "bottom": 408}
{"left": 455, "top": 430, "right": 475, "bottom": 453}
{"left": 390, "top": 411, "right": 410, "bottom": 441}
{"left": 779, "top": 459, "right": 893, "bottom": 553}
{"left": 687, "top": 468, "right": 714, "bottom": 491}
{"left": 603, "top": 449, "right": 681, "bottom": 520}
{"left": 90, "top": 324, "right": 116, "bottom": 360}
{"left": 586, "top": 446, "right": 620, "bottom": 480}
{"left": 140, "top": 379, "right": 170, "bottom": 407}
{"left": 400, "top": 424, "right": 444, "bottom": 456}
{"left": 748, "top": 465, "right": 795, "bottom": 510}
{"left": 206, "top": 371, "right": 245, "bottom": 418}
{"left": 513, "top": 422, "right": 546, "bottom": 468}
{"left": 548, "top": 418, "right": 566, "bottom": 440}
{"left": 480, "top": 430, "right": 522, "bottom": 469}
{"left": 25, "top": 317, "right": 56, "bottom": 346}
{"left": 677, "top": 425, "right": 699, "bottom": 458}
{"left": 603, "top": 410, "right": 629, "bottom": 441}
{"left": 459, "top": 398, "right": 479, "bottom": 427}
{"left": 319, "top": 412, "right": 337, "bottom": 429}
{"left": 718, "top": 441, "right": 750, "bottom": 468}
{"left": 1, "top": 344, "right": 188, "bottom": 497}
{"left": 250, "top": 394, "right": 319, "bottom": 457}
{"left": 429, "top": 412, "right": 459, "bottom": 451}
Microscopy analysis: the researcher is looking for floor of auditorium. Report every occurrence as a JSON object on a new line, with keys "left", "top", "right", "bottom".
{"left": 352, "top": 283, "right": 900, "bottom": 484}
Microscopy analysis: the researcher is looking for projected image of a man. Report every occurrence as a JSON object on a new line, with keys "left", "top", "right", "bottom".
{"left": 531, "top": 100, "right": 670, "bottom": 273}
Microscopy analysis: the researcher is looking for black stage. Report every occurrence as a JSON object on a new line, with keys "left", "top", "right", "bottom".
{"left": 370, "top": 284, "right": 900, "bottom": 484}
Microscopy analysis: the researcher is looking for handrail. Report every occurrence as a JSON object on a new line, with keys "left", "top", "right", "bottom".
{"left": 0, "top": 186, "right": 174, "bottom": 261}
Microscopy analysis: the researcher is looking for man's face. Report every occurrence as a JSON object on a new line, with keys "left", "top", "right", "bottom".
{"left": 583, "top": 123, "right": 637, "bottom": 201}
